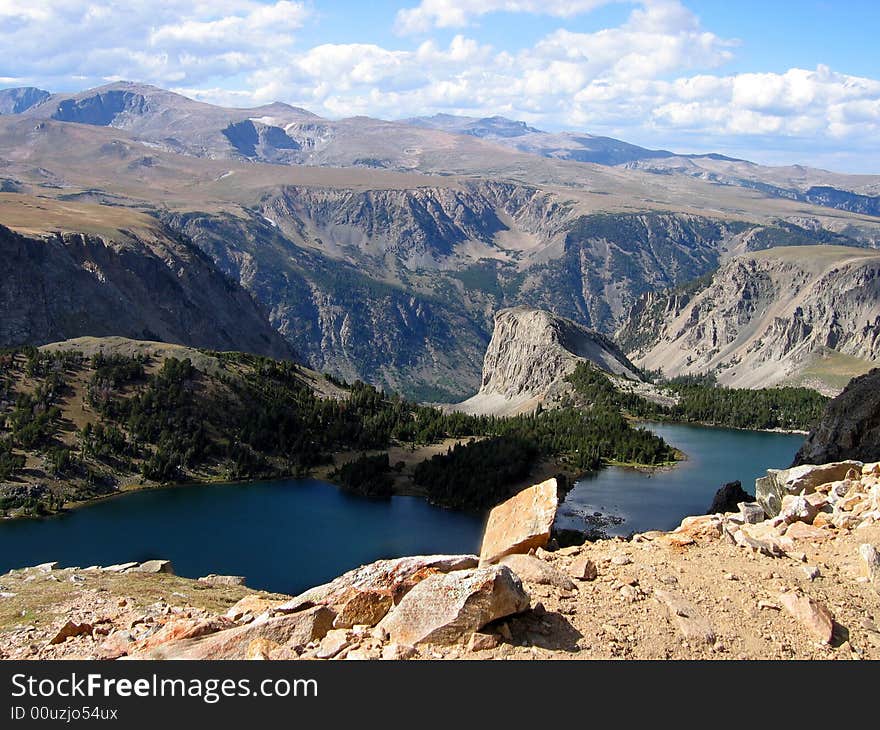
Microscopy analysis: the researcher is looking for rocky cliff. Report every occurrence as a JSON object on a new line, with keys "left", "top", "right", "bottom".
{"left": 794, "top": 369, "right": 880, "bottom": 465}
{"left": 619, "top": 246, "right": 880, "bottom": 394}
{"left": 0, "top": 223, "right": 293, "bottom": 359}
{"left": 456, "top": 306, "right": 640, "bottom": 415}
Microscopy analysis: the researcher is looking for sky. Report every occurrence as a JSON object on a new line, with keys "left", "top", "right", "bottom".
{"left": 0, "top": 0, "right": 878, "bottom": 172}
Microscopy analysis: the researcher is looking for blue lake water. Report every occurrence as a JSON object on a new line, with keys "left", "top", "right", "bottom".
{"left": 0, "top": 422, "right": 806, "bottom": 593}
{"left": 0, "top": 479, "right": 485, "bottom": 595}
{"left": 556, "top": 422, "right": 805, "bottom": 537}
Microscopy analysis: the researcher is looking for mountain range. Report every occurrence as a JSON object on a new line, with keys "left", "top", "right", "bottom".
{"left": 1, "top": 81, "right": 879, "bottom": 399}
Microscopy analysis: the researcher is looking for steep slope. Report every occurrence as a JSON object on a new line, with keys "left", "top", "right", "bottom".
{"left": 456, "top": 307, "right": 640, "bottom": 416}
{"left": 0, "top": 202, "right": 293, "bottom": 359}
{"left": 619, "top": 246, "right": 880, "bottom": 393}
{"left": 794, "top": 369, "right": 880, "bottom": 465}
{"left": 0, "top": 87, "right": 50, "bottom": 115}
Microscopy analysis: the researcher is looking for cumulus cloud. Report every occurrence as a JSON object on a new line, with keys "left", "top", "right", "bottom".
{"left": 0, "top": 0, "right": 309, "bottom": 87}
{"left": 1, "top": 0, "right": 879, "bottom": 170}
{"left": 394, "top": 0, "right": 615, "bottom": 34}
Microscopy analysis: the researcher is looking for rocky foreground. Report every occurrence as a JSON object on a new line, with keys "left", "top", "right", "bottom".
{"left": 2, "top": 467, "right": 879, "bottom": 661}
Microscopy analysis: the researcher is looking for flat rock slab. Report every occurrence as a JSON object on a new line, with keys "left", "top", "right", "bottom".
{"left": 655, "top": 589, "right": 715, "bottom": 646}
{"left": 131, "top": 560, "right": 174, "bottom": 575}
{"left": 778, "top": 590, "right": 834, "bottom": 644}
{"left": 379, "top": 565, "right": 530, "bottom": 646}
{"left": 131, "top": 606, "right": 335, "bottom": 660}
{"left": 479, "top": 479, "right": 558, "bottom": 565}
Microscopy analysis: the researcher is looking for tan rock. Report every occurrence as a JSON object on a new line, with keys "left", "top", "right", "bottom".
{"left": 862, "top": 462, "right": 880, "bottom": 476}
{"left": 779, "top": 495, "right": 820, "bottom": 525}
{"left": 137, "top": 616, "right": 234, "bottom": 652}
{"left": 860, "top": 543, "right": 880, "bottom": 594}
{"left": 49, "top": 621, "right": 93, "bottom": 645}
{"left": 198, "top": 574, "right": 246, "bottom": 587}
{"left": 276, "top": 555, "right": 477, "bottom": 629}
{"left": 381, "top": 642, "right": 417, "bottom": 660}
{"left": 245, "top": 638, "right": 280, "bottom": 660}
{"left": 225, "top": 594, "right": 286, "bottom": 622}
{"left": 468, "top": 632, "right": 500, "bottom": 651}
{"left": 132, "top": 560, "right": 174, "bottom": 575}
{"left": 756, "top": 461, "right": 863, "bottom": 517}
{"left": 813, "top": 512, "right": 834, "bottom": 528}
{"left": 499, "top": 554, "right": 576, "bottom": 590}
{"left": 784, "top": 522, "right": 832, "bottom": 541}
{"left": 316, "top": 629, "right": 352, "bottom": 659}
{"left": 569, "top": 556, "right": 598, "bottom": 581}
{"left": 131, "top": 606, "right": 335, "bottom": 660}
{"left": 479, "top": 479, "right": 558, "bottom": 565}
{"left": 378, "top": 565, "right": 530, "bottom": 646}
{"left": 654, "top": 590, "right": 715, "bottom": 645}
{"left": 672, "top": 514, "right": 723, "bottom": 542}
{"left": 778, "top": 590, "right": 834, "bottom": 644}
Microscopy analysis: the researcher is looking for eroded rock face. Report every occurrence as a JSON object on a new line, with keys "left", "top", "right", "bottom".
{"left": 756, "top": 462, "right": 862, "bottom": 517}
{"left": 795, "top": 369, "right": 880, "bottom": 466}
{"left": 479, "top": 479, "right": 558, "bottom": 565}
{"left": 621, "top": 247, "right": 880, "bottom": 393}
{"left": 378, "top": 565, "right": 530, "bottom": 646}
{"left": 456, "top": 306, "right": 642, "bottom": 416}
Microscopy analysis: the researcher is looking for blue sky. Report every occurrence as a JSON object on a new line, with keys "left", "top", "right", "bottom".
{"left": 1, "top": 1, "right": 878, "bottom": 172}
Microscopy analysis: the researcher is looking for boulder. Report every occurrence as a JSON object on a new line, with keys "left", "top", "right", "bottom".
{"left": 739, "top": 502, "right": 766, "bottom": 524}
{"left": 779, "top": 495, "right": 820, "bottom": 525}
{"left": 707, "top": 480, "right": 753, "bottom": 514}
{"left": 569, "top": 556, "right": 598, "bottom": 581}
{"left": 49, "top": 621, "right": 92, "bottom": 645}
{"left": 136, "top": 616, "right": 235, "bottom": 652}
{"left": 756, "top": 462, "right": 862, "bottom": 517}
{"left": 778, "top": 590, "right": 834, "bottom": 644}
{"left": 198, "top": 574, "right": 246, "bottom": 587}
{"left": 226, "top": 594, "right": 288, "bottom": 622}
{"left": 131, "top": 606, "right": 335, "bottom": 660}
{"left": 132, "top": 560, "right": 174, "bottom": 575}
{"left": 275, "top": 555, "right": 477, "bottom": 630}
{"left": 784, "top": 522, "right": 832, "bottom": 541}
{"left": 479, "top": 478, "right": 558, "bottom": 565}
{"left": 499, "top": 554, "right": 576, "bottom": 590}
{"left": 378, "top": 565, "right": 530, "bottom": 646}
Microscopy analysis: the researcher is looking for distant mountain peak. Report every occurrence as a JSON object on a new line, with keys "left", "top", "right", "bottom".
{"left": 0, "top": 86, "right": 51, "bottom": 115}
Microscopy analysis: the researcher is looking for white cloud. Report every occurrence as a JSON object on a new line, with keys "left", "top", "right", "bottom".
{"left": 1, "top": 0, "right": 879, "bottom": 170}
{"left": 394, "top": 0, "right": 618, "bottom": 34}
{"left": 0, "top": 1, "right": 309, "bottom": 87}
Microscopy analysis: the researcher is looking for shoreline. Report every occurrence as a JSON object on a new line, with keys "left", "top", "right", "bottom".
{"left": 5, "top": 417, "right": 802, "bottom": 523}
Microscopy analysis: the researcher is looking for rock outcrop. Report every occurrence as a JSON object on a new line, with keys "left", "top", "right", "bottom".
{"left": 479, "top": 478, "right": 559, "bottom": 564}
{"left": 619, "top": 246, "right": 880, "bottom": 394}
{"left": 377, "top": 565, "right": 530, "bottom": 647}
{"left": 794, "top": 369, "right": 880, "bottom": 465}
{"left": 755, "top": 461, "right": 863, "bottom": 517}
{"left": 456, "top": 307, "right": 641, "bottom": 415}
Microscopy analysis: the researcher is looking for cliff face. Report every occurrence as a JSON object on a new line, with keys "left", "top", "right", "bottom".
{"left": 619, "top": 246, "right": 880, "bottom": 394}
{"left": 456, "top": 306, "right": 641, "bottom": 415}
{"left": 794, "top": 369, "right": 880, "bottom": 465}
{"left": 0, "top": 224, "right": 293, "bottom": 359}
